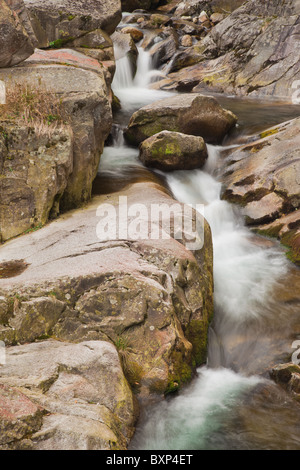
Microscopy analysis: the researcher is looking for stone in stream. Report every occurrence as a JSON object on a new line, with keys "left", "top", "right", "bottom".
{"left": 221, "top": 116, "right": 300, "bottom": 265}
{"left": 0, "top": 0, "right": 35, "bottom": 68}
{"left": 0, "top": 340, "right": 138, "bottom": 450}
{"left": 125, "top": 93, "right": 237, "bottom": 145}
{"left": 270, "top": 363, "right": 300, "bottom": 398}
{"left": 139, "top": 130, "right": 208, "bottom": 171}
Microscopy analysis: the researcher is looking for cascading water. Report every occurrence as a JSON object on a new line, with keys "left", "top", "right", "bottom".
{"left": 100, "top": 37, "right": 300, "bottom": 450}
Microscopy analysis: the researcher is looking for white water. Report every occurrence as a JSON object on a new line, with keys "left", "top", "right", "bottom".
{"left": 131, "top": 368, "right": 263, "bottom": 450}
{"left": 166, "top": 147, "right": 288, "bottom": 322}
{"left": 106, "top": 42, "right": 299, "bottom": 450}
{"left": 112, "top": 46, "right": 172, "bottom": 112}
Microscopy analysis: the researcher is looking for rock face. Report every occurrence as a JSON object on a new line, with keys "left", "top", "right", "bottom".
{"left": 0, "top": 340, "right": 137, "bottom": 450}
{"left": 221, "top": 117, "right": 300, "bottom": 265}
{"left": 24, "top": 0, "right": 122, "bottom": 47}
{"left": 4, "top": 0, "right": 38, "bottom": 47}
{"left": 0, "top": 48, "right": 113, "bottom": 217}
{"left": 0, "top": 0, "right": 34, "bottom": 68}
{"left": 0, "top": 181, "right": 213, "bottom": 400}
{"left": 139, "top": 130, "right": 208, "bottom": 171}
{"left": 0, "top": 123, "right": 73, "bottom": 243}
{"left": 125, "top": 93, "right": 237, "bottom": 145}
{"left": 157, "top": 0, "right": 300, "bottom": 101}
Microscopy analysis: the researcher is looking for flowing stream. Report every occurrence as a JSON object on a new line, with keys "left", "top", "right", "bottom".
{"left": 94, "top": 39, "right": 300, "bottom": 450}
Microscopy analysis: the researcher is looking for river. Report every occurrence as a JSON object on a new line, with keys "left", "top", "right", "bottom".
{"left": 93, "top": 39, "right": 300, "bottom": 451}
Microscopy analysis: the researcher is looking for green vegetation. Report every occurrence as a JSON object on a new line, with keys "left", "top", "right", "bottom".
{"left": 0, "top": 83, "right": 70, "bottom": 136}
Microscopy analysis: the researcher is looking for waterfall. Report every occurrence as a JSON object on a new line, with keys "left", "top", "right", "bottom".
{"left": 103, "top": 40, "right": 300, "bottom": 451}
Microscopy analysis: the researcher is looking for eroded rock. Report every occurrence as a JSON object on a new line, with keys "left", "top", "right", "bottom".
{"left": 221, "top": 117, "right": 300, "bottom": 264}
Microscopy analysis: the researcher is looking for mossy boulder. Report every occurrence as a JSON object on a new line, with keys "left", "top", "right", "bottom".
{"left": 125, "top": 93, "right": 237, "bottom": 145}
{"left": 139, "top": 130, "right": 208, "bottom": 171}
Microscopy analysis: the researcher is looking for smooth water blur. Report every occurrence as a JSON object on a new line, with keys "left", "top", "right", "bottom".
{"left": 112, "top": 46, "right": 172, "bottom": 113}
{"left": 131, "top": 368, "right": 263, "bottom": 450}
{"left": 167, "top": 146, "right": 288, "bottom": 322}
{"left": 97, "top": 43, "right": 300, "bottom": 450}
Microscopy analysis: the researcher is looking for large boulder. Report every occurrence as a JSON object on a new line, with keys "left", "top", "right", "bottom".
{"left": 125, "top": 93, "right": 237, "bottom": 145}
{"left": 0, "top": 0, "right": 34, "bottom": 68}
{"left": 0, "top": 181, "right": 213, "bottom": 399}
{"left": 0, "top": 340, "right": 138, "bottom": 450}
{"left": 25, "top": 0, "right": 121, "bottom": 42}
{"left": 24, "top": 0, "right": 122, "bottom": 47}
{"left": 139, "top": 130, "right": 208, "bottom": 171}
{"left": 270, "top": 363, "right": 300, "bottom": 399}
{"left": 221, "top": 117, "right": 300, "bottom": 265}
{"left": 0, "top": 48, "right": 113, "bottom": 215}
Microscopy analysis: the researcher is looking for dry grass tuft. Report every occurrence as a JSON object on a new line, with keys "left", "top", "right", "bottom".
{"left": 0, "top": 82, "right": 70, "bottom": 137}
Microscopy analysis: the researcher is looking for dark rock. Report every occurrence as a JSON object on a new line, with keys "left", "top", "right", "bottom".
{"left": 139, "top": 130, "right": 208, "bottom": 171}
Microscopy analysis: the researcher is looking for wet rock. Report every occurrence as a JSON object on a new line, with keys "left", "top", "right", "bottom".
{"left": 0, "top": 340, "right": 138, "bottom": 449}
{"left": 270, "top": 363, "right": 300, "bottom": 398}
{"left": 112, "top": 30, "right": 138, "bottom": 74}
{"left": 149, "top": 30, "right": 179, "bottom": 67}
{"left": 125, "top": 93, "right": 237, "bottom": 145}
{"left": 139, "top": 130, "right": 208, "bottom": 171}
{"left": 221, "top": 117, "right": 300, "bottom": 264}
{"left": 24, "top": 0, "right": 122, "bottom": 48}
{"left": 0, "top": 0, "right": 34, "bottom": 67}
{"left": 120, "top": 26, "right": 144, "bottom": 43}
